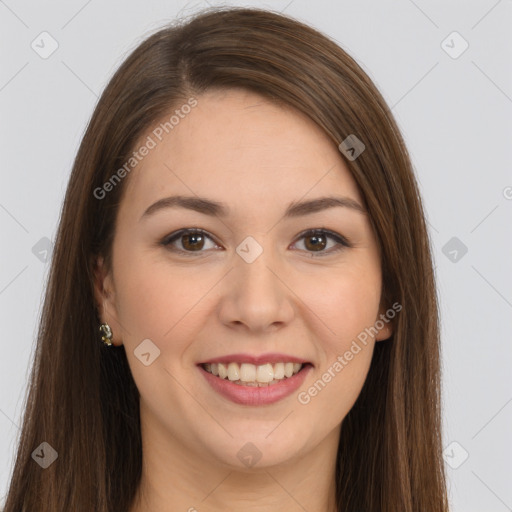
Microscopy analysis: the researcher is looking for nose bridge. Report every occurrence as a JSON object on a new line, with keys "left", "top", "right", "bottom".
{"left": 233, "top": 235, "right": 281, "bottom": 298}
{"left": 219, "top": 234, "right": 294, "bottom": 330}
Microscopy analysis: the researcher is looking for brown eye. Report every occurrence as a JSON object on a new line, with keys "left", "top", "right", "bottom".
{"left": 161, "top": 228, "right": 350, "bottom": 258}
{"left": 303, "top": 233, "right": 327, "bottom": 251}
{"left": 292, "top": 229, "right": 350, "bottom": 256}
{"left": 162, "top": 229, "right": 219, "bottom": 255}
{"left": 181, "top": 232, "right": 205, "bottom": 251}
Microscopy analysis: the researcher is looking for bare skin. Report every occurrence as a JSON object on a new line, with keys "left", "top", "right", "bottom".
{"left": 94, "top": 88, "right": 392, "bottom": 512}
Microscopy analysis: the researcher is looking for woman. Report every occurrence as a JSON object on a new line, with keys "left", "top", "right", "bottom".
{"left": 3, "top": 6, "right": 449, "bottom": 512}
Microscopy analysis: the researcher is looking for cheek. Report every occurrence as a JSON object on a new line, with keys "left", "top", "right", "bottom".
{"left": 112, "top": 255, "right": 204, "bottom": 408}
{"left": 296, "top": 275, "right": 380, "bottom": 425}
{"left": 302, "top": 262, "right": 382, "bottom": 348}
{"left": 294, "top": 259, "right": 381, "bottom": 410}
{"left": 112, "top": 251, "right": 200, "bottom": 349}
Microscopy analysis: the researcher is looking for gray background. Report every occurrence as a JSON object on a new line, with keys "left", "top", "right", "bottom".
{"left": 1, "top": 0, "right": 511, "bottom": 510}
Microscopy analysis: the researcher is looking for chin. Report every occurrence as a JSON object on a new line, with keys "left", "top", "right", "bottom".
{"left": 199, "top": 427, "right": 307, "bottom": 470}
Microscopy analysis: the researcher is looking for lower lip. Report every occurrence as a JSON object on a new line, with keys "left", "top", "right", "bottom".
{"left": 198, "top": 364, "right": 312, "bottom": 406}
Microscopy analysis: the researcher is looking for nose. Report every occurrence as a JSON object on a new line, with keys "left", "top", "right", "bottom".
{"left": 217, "top": 244, "right": 295, "bottom": 334}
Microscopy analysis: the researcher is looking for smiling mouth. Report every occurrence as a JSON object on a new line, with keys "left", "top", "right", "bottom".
{"left": 201, "top": 361, "right": 311, "bottom": 387}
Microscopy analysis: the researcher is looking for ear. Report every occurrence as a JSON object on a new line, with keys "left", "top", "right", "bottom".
{"left": 93, "top": 255, "right": 123, "bottom": 346}
{"left": 374, "top": 302, "right": 394, "bottom": 342}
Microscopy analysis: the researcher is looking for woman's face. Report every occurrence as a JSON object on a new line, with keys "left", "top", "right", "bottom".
{"left": 95, "top": 88, "right": 392, "bottom": 469}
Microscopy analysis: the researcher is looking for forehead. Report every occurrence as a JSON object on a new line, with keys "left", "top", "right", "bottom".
{"left": 119, "top": 88, "right": 363, "bottom": 221}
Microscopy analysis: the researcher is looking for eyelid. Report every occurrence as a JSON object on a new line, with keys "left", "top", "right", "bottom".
{"left": 291, "top": 227, "right": 351, "bottom": 250}
{"left": 161, "top": 228, "right": 220, "bottom": 256}
{"left": 161, "top": 227, "right": 351, "bottom": 256}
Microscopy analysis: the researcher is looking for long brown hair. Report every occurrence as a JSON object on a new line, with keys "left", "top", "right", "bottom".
{"left": 3, "top": 6, "right": 449, "bottom": 511}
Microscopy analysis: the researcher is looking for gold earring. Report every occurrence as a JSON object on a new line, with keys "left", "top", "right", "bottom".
{"left": 99, "top": 323, "right": 113, "bottom": 346}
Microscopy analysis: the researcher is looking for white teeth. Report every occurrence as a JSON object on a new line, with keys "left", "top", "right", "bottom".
{"left": 203, "top": 361, "right": 304, "bottom": 384}
{"left": 227, "top": 362, "right": 240, "bottom": 381}
{"left": 239, "top": 363, "right": 256, "bottom": 382}
{"left": 273, "top": 362, "right": 285, "bottom": 379}
{"left": 284, "top": 362, "right": 294, "bottom": 378}
{"left": 256, "top": 363, "right": 274, "bottom": 383}
{"left": 218, "top": 363, "right": 228, "bottom": 379}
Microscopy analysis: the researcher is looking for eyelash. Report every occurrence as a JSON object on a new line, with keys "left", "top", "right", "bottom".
{"left": 160, "top": 228, "right": 351, "bottom": 257}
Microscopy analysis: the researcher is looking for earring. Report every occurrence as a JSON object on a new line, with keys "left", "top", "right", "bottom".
{"left": 99, "top": 323, "right": 113, "bottom": 346}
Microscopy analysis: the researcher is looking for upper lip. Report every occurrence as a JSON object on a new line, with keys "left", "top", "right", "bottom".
{"left": 199, "top": 353, "right": 312, "bottom": 366}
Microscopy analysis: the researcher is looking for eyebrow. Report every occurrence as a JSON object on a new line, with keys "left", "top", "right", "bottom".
{"left": 139, "top": 194, "right": 366, "bottom": 221}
